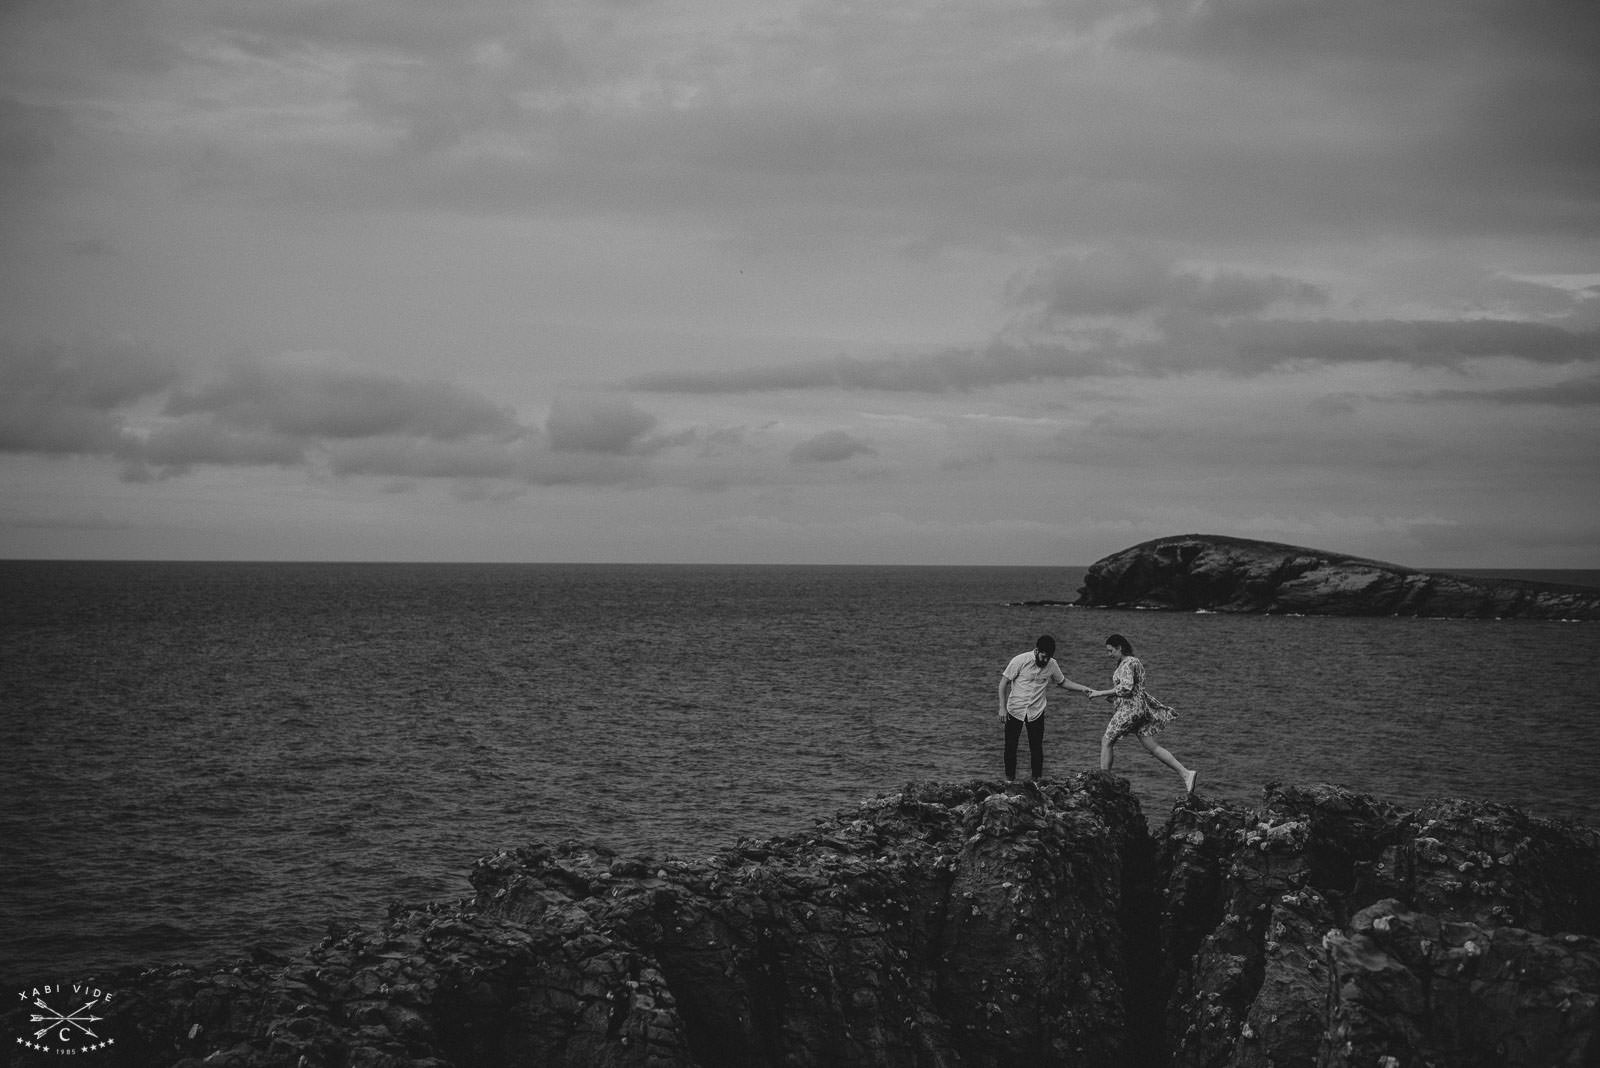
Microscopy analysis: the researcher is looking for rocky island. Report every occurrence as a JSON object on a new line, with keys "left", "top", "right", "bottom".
{"left": 15, "top": 777, "right": 1599, "bottom": 1068}
{"left": 1071, "top": 534, "right": 1600, "bottom": 619}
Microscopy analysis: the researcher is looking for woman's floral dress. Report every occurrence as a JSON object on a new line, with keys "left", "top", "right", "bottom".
{"left": 1101, "top": 656, "right": 1178, "bottom": 742}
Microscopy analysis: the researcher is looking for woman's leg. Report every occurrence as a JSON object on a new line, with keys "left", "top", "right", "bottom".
{"left": 1100, "top": 734, "right": 1116, "bottom": 771}
{"left": 1138, "top": 735, "right": 1197, "bottom": 792}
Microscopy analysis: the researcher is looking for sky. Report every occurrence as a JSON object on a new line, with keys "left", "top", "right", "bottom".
{"left": 2, "top": 0, "right": 1598, "bottom": 567}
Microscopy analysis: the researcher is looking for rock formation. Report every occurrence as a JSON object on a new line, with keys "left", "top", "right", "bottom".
{"left": 9, "top": 777, "right": 1599, "bottom": 1068}
{"left": 1072, "top": 534, "right": 1600, "bottom": 618}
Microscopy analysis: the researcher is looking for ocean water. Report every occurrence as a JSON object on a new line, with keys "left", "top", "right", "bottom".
{"left": 2, "top": 561, "right": 1598, "bottom": 987}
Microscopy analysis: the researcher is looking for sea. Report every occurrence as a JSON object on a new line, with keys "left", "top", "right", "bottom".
{"left": 3, "top": 560, "right": 1599, "bottom": 989}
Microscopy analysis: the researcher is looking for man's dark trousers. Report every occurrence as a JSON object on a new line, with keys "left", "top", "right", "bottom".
{"left": 1004, "top": 714, "right": 1044, "bottom": 780}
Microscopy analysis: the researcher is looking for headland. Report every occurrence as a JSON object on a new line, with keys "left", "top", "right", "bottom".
{"left": 1071, "top": 534, "right": 1600, "bottom": 618}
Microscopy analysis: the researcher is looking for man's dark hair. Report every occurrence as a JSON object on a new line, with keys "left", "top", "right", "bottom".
{"left": 1035, "top": 635, "right": 1056, "bottom": 657}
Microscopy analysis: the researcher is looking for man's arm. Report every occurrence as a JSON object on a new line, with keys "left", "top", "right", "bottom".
{"left": 997, "top": 675, "right": 1012, "bottom": 720}
{"left": 1053, "top": 663, "right": 1093, "bottom": 695}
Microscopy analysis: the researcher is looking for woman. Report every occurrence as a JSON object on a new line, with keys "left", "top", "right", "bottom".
{"left": 1087, "top": 633, "right": 1198, "bottom": 795}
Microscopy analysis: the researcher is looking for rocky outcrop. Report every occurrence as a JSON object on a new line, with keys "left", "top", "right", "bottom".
{"left": 1155, "top": 784, "right": 1600, "bottom": 1066}
{"left": 1073, "top": 534, "right": 1600, "bottom": 618}
{"left": 11, "top": 778, "right": 1599, "bottom": 1068}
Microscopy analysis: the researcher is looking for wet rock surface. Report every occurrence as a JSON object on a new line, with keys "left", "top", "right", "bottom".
{"left": 8, "top": 777, "right": 1599, "bottom": 1067}
{"left": 1073, "top": 534, "right": 1600, "bottom": 618}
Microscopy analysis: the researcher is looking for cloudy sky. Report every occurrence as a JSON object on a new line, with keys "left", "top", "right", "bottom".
{"left": 2, "top": 0, "right": 1597, "bottom": 566}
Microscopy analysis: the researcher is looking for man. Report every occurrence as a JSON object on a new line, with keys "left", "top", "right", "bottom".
{"left": 998, "top": 634, "right": 1093, "bottom": 781}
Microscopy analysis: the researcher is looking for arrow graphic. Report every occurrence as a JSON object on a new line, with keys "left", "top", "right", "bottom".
{"left": 29, "top": 997, "right": 102, "bottom": 1040}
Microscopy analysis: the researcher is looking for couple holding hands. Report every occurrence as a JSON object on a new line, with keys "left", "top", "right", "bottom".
{"left": 998, "top": 633, "right": 1198, "bottom": 795}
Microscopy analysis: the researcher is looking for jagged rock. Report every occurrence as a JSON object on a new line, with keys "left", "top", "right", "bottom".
{"left": 1073, "top": 534, "right": 1600, "bottom": 618}
{"left": 1154, "top": 782, "right": 1600, "bottom": 1068}
{"left": 9, "top": 779, "right": 1598, "bottom": 1068}
{"left": 470, "top": 775, "right": 1157, "bottom": 1067}
{"left": 1325, "top": 902, "right": 1600, "bottom": 1067}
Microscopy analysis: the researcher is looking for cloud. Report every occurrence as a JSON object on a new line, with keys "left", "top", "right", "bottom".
{"left": 166, "top": 355, "right": 524, "bottom": 441}
{"left": 1121, "top": 0, "right": 1600, "bottom": 241}
{"left": 2, "top": 0, "right": 1597, "bottom": 567}
{"left": 1403, "top": 372, "right": 1600, "bottom": 408}
{"left": 1219, "top": 319, "right": 1600, "bottom": 371}
{"left": 324, "top": 428, "right": 653, "bottom": 487}
{"left": 544, "top": 395, "right": 658, "bottom": 454}
{"left": 626, "top": 344, "right": 1120, "bottom": 395}
{"left": 0, "top": 95, "right": 64, "bottom": 177}
{"left": 615, "top": 244, "right": 1598, "bottom": 399}
{"left": 1008, "top": 247, "right": 1328, "bottom": 320}
{"left": 110, "top": 353, "right": 541, "bottom": 482}
{"left": 322, "top": 435, "right": 523, "bottom": 480}
{"left": 0, "top": 341, "right": 692, "bottom": 490}
{"left": 518, "top": 450, "right": 654, "bottom": 487}
{"left": 624, "top": 313, "right": 1600, "bottom": 398}
{"left": 8, "top": 0, "right": 1597, "bottom": 260}
{"left": 1030, "top": 363, "right": 1600, "bottom": 489}
{"left": 0, "top": 338, "right": 182, "bottom": 454}
{"left": 790, "top": 430, "right": 876, "bottom": 463}
{"left": 122, "top": 419, "right": 307, "bottom": 481}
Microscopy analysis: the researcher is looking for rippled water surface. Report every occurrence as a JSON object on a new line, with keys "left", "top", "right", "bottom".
{"left": 3, "top": 561, "right": 1598, "bottom": 983}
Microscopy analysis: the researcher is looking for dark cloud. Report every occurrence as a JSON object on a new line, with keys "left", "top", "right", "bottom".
{"left": 121, "top": 420, "right": 306, "bottom": 481}
{"left": 166, "top": 359, "right": 524, "bottom": 441}
{"left": 1, "top": 0, "right": 184, "bottom": 77}
{"left": 516, "top": 451, "right": 653, "bottom": 487}
{"left": 1, "top": 338, "right": 180, "bottom": 410}
{"left": 1223, "top": 319, "right": 1600, "bottom": 371}
{"left": 212, "top": 0, "right": 564, "bottom": 69}
{"left": 1408, "top": 374, "right": 1600, "bottom": 408}
{"left": 1010, "top": 248, "right": 1327, "bottom": 319}
{"left": 0, "top": 341, "right": 681, "bottom": 490}
{"left": 0, "top": 95, "right": 62, "bottom": 174}
{"left": 1365, "top": 262, "right": 1587, "bottom": 320}
{"left": 626, "top": 344, "right": 1113, "bottom": 395}
{"left": 16, "top": 0, "right": 1587, "bottom": 258}
{"left": 324, "top": 436, "right": 522, "bottom": 480}
{"left": 1135, "top": 0, "right": 1600, "bottom": 80}
{"left": 320, "top": 435, "right": 655, "bottom": 489}
{"left": 1134, "top": 0, "right": 1481, "bottom": 64}
{"left": 625, "top": 314, "right": 1599, "bottom": 398}
{"left": 0, "top": 402, "right": 128, "bottom": 456}
{"left": 1125, "top": 0, "right": 1600, "bottom": 241}
{"left": 517, "top": 0, "right": 1599, "bottom": 248}
{"left": 790, "top": 430, "right": 876, "bottom": 463}
{"left": 544, "top": 396, "right": 658, "bottom": 454}
{"left": 180, "top": 0, "right": 587, "bottom": 183}
{"left": 0, "top": 339, "right": 181, "bottom": 454}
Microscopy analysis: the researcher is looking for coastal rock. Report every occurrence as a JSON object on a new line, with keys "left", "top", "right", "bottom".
{"left": 1154, "top": 783, "right": 1600, "bottom": 1068}
{"left": 1072, "top": 533, "right": 1600, "bottom": 618}
{"left": 10, "top": 778, "right": 1599, "bottom": 1068}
